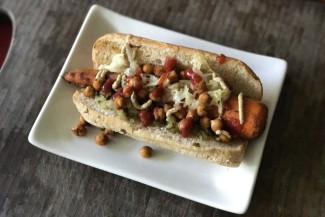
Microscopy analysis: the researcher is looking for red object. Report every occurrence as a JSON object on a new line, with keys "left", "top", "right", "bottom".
{"left": 112, "top": 88, "right": 123, "bottom": 99}
{"left": 179, "top": 117, "right": 194, "bottom": 138}
{"left": 157, "top": 72, "right": 168, "bottom": 86}
{"left": 164, "top": 57, "right": 177, "bottom": 72}
{"left": 134, "top": 67, "right": 143, "bottom": 76}
{"left": 184, "top": 68, "right": 202, "bottom": 85}
{"left": 128, "top": 76, "right": 142, "bottom": 91}
{"left": 151, "top": 85, "right": 164, "bottom": 98}
{"left": 0, "top": 13, "right": 12, "bottom": 68}
{"left": 101, "top": 78, "right": 115, "bottom": 94}
{"left": 138, "top": 110, "right": 154, "bottom": 127}
{"left": 216, "top": 54, "right": 226, "bottom": 64}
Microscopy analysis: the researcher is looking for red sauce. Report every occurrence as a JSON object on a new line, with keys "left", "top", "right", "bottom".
{"left": 129, "top": 76, "right": 143, "bottom": 91}
{"left": 179, "top": 117, "right": 194, "bottom": 138}
{"left": 101, "top": 78, "right": 115, "bottom": 94}
{"left": 164, "top": 57, "right": 177, "bottom": 72}
{"left": 134, "top": 67, "right": 143, "bottom": 77}
{"left": 138, "top": 110, "right": 154, "bottom": 127}
{"left": 158, "top": 72, "right": 168, "bottom": 86}
{"left": 151, "top": 85, "right": 164, "bottom": 98}
{"left": 184, "top": 68, "right": 202, "bottom": 85}
{"left": 112, "top": 88, "right": 123, "bottom": 99}
{"left": 216, "top": 54, "right": 226, "bottom": 64}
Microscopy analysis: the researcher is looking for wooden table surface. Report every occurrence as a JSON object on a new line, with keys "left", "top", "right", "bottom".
{"left": 0, "top": 0, "right": 324, "bottom": 216}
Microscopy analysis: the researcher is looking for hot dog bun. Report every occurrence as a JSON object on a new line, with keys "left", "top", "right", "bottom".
{"left": 72, "top": 33, "right": 265, "bottom": 167}
{"left": 92, "top": 33, "right": 263, "bottom": 100}
{"left": 73, "top": 90, "right": 247, "bottom": 167}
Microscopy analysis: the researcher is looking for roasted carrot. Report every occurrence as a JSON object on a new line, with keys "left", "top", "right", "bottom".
{"left": 63, "top": 68, "right": 98, "bottom": 87}
{"left": 222, "top": 96, "right": 268, "bottom": 140}
{"left": 63, "top": 68, "right": 268, "bottom": 140}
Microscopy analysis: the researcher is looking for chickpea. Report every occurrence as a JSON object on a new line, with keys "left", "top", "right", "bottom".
{"left": 219, "top": 132, "right": 231, "bottom": 143}
{"left": 186, "top": 109, "right": 198, "bottom": 121}
{"left": 83, "top": 86, "right": 95, "bottom": 97}
{"left": 92, "top": 77, "right": 105, "bottom": 91}
{"left": 129, "top": 76, "right": 142, "bottom": 91}
{"left": 123, "top": 85, "right": 133, "bottom": 98}
{"left": 139, "top": 146, "right": 153, "bottom": 158}
{"left": 114, "top": 95, "right": 125, "bottom": 109}
{"left": 200, "top": 116, "right": 210, "bottom": 129}
{"left": 196, "top": 104, "right": 207, "bottom": 117}
{"left": 210, "top": 118, "right": 223, "bottom": 132}
{"left": 149, "top": 85, "right": 164, "bottom": 102}
{"left": 174, "top": 107, "right": 187, "bottom": 120}
{"left": 137, "top": 88, "right": 149, "bottom": 100}
{"left": 195, "top": 80, "right": 207, "bottom": 94}
{"left": 95, "top": 133, "right": 108, "bottom": 146}
{"left": 153, "top": 107, "right": 166, "bottom": 121}
{"left": 142, "top": 64, "right": 154, "bottom": 74}
{"left": 178, "top": 117, "right": 194, "bottom": 138}
{"left": 71, "top": 123, "right": 86, "bottom": 136}
{"left": 163, "top": 103, "right": 173, "bottom": 113}
{"left": 167, "top": 70, "right": 179, "bottom": 84}
{"left": 154, "top": 65, "right": 165, "bottom": 77}
{"left": 198, "top": 92, "right": 211, "bottom": 104}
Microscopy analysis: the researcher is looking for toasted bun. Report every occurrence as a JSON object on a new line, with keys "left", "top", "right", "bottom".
{"left": 92, "top": 33, "right": 263, "bottom": 100}
{"left": 73, "top": 90, "right": 247, "bottom": 167}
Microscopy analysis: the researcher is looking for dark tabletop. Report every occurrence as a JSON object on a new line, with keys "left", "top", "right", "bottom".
{"left": 0, "top": 0, "right": 324, "bottom": 216}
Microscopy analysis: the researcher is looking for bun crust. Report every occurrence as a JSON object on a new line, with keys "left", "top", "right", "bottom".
{"left": 73, "top": 90, "right": 247, "bottom": 167}
{"left": 92, "top": 33, "right": 263, "bottom": 100}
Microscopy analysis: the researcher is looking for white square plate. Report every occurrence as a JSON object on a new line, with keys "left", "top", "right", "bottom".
{"left": 28, "top": 5, "right": 287, "bottom": 214}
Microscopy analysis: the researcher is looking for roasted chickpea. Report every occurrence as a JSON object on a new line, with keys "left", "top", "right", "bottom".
{"left": 129, "top": 76, "right": 142, "bottom": 91}
{"left": 174, "top": 106, "right": 187, "bottom": 120}
{"left": 167, "top": 70, "right": 179, "bottom": 84}
{"left": 71, "top": 123, "right": 86, "bottom": 136}
{"left": 154, "top": 65, "right": 165, "bottom": 77}
{"left": 219, "top": 132, "right": 231, "bottom": 143}
{"left": 178, "top": 117, "right": 194, "bottom": 138}
{"left": 210, "top": 118, "right": 223, "bottom": 132}
{"left": 139, "top": 146, "right": 153, "bottom": 158}
{"left": 92, "top": 77, "right": 105, "bottom": 91}
{"left": 153, "top": 107, "right": 166, "bottom": 121}
{"left": 95, "top": 133, "right": 108, "bottom": 146}
{"left": 195, "top": 80, "right": 207, "bottom": 94}
{"left": 143, "top": 64, "right": 154, "bottom": 74}
{"left": 149, "top": 85, "right": 164, "bottom": 102}
{"left": 123, "top": 85, "right": 133, "bottom": 98}
{"left": 163, "top": 103, "right": 173, "bottom": 113}
{"left": 198, "top": 92, "right": 211, "bottom": 104}
{"left": 186, "top": 109, "right": 198, "bottom": 121}
{"left": 83, "top": 86, "right": 95, "bottom": 97}
{"left": 137, "top": 88, "right": 149, "bottom": 100}
{"left": 200, "top": 116, "right": 210, "bottom": 129}
{"left": 113, "top": 95, "right": 125, "bottom": 109}
{"left": 196, "top": 104, "right": 207, "bottom": 117}
{"left": 138, "top": 110, "right": 155, "bottom": 127}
